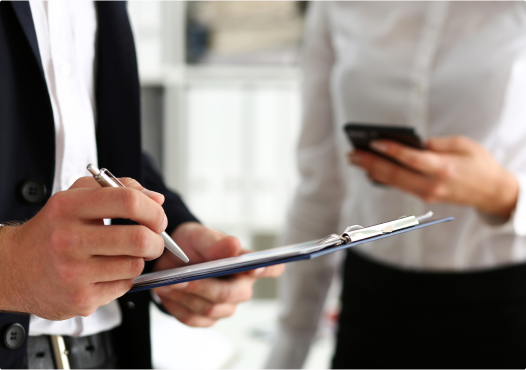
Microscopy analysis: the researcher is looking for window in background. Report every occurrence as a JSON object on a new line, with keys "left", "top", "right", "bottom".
{"left": 187, "top": 1, "right": 306, "bottom": 65}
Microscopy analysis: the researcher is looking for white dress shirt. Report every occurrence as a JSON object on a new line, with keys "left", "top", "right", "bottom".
{"left": 28, "top": 0, "right": 121, "bottom": 337}
{"left": 267, "top": 2, "right": 526, "bottom": 368}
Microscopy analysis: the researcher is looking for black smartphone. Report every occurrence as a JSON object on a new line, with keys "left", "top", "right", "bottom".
{"left": 344, "top": 123, "right": 424, "bottom": 152}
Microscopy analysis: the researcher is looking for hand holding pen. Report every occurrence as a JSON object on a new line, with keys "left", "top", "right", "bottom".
{"left": 87, "top": 164, "right": 189, "bottom": 263}
{"left": 0, "top": 173, "right": 169, "bottom": 319}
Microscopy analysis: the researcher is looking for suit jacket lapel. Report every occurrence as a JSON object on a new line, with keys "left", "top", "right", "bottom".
{"left": 94, "top": 2, "right": 142, "bottom": 182}
{"left": 10, "top": 1, "right": 45, "bottom": 78}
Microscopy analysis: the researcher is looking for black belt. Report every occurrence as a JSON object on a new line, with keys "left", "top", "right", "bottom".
{"left": 26, "top": 330, "right": 117, "bottom": 369}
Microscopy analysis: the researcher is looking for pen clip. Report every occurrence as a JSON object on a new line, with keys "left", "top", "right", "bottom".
{"left": 317, "top": 213, "right": 427, "bottom": 246}
{"left": 100, "top": 168, "right": 125, "bottom": 187}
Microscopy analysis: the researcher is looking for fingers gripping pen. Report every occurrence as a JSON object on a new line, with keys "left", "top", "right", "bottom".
{"left": 87, "top": 164, "right": 190, "bottom": 263}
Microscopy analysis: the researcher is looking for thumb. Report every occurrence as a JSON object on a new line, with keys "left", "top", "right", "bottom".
{"left": 204, "top": 235, "right": 242, "bottom": 261}
{"left": 426, "top": 136, "right": 476, "bottom": 154}
{"left": 119, "top": 178, "right": 165, "bottom": 205}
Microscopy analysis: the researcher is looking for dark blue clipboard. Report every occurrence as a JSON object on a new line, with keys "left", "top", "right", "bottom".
{"left": 129, "top": 217, "right": 453, "bottom": 293}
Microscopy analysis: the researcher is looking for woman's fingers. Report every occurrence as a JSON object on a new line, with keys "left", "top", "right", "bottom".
{"left": 369, "top": 140, "right": 444, "bottom": 176}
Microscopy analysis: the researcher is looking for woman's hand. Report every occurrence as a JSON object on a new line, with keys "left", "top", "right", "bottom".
{"left": 348, "top": 135, "right": 518, "bottom": 219}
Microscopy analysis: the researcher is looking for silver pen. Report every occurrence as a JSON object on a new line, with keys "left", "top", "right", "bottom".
{"left": 87, "top": 164, "right": 190, "bottom": 263}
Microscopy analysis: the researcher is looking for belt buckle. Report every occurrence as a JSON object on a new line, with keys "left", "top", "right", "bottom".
{"left": 50, "top": 335, "right": 70, "bottom": 369}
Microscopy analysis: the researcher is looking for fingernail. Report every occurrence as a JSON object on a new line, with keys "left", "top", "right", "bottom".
{"left": 163, "top": 214, "right": 168, "bottom": 230}
{"left": 370, "top": 140, "right": 387, "bottom": 153}
{"left": 349, "top": 153, "right": 362, "bottom": 165}
{"left": 254, "top": 267, "right": 265, "bottom": 276}
{"left": 142, "top": 189, "right": 162, "bottom": 198}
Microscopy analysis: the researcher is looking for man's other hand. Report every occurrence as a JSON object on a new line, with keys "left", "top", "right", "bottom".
{"left": 153, "top": 222, "right": 284, "bottom": 327}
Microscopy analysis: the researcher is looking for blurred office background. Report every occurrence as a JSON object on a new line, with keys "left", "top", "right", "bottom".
{"left": 127, "top": 2, "right": 337, "bottom": 369}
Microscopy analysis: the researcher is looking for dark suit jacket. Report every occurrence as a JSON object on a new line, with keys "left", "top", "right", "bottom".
{"left": 0, "top": 2, "right": 198, "bottom": 368}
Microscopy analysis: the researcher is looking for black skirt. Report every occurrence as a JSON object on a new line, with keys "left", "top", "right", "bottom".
{"left": 332, "top": 250, "right": 526, "bottom": 369}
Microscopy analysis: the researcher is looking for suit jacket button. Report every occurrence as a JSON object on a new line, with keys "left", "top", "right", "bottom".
{"left": 4, "top": 323, "right": 25, "bottom": 349}
{"left": 20, "top": 180, "right": 47, "bottom": 204}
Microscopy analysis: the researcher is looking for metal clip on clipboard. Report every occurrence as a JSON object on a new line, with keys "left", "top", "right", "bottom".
{"left": 317, "top": 211, "right": 434, "bottom": 247}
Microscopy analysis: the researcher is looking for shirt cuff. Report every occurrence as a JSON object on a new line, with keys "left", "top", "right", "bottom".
{"left": 511, "top": 172, "right": 526, "bottom": 236}
{"left": 150, "top": 289, "right": 162, "bottom": 305}
{"left": 478, "top": 172, "right": 526, "bottom": 236}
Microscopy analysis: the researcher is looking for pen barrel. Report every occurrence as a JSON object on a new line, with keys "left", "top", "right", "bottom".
{"left": 95, "top": 172, "right": 121, "bottom": 188}
{"left": 87, "top": 164, "right": 190, "bottom": 263}
{"left": 87, "top": 165, "right": 121, "bottom": 188}
{"left": 161, "top": 231, "right": 189, "bottom": 263}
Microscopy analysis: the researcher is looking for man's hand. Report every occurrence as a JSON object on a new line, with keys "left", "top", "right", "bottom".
{"left": 153, "top": 222, "right": 284, "bottom": 327}
{"left": 0, "top": 177, "right": 166, "bottom": 320}
{"left": 348, "top": 135, "right": 519, "bottom": 218}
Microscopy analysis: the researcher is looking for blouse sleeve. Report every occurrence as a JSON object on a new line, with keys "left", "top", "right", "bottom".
{"left": 265, "top": 3, "right": 345, "bottom": 368}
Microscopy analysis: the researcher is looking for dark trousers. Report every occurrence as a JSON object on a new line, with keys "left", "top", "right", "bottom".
{"left": 26, "top": 329, "right": 118, "bottom": 369}
{"left": 333, "top": 250, "right": 526, "bottom": 369}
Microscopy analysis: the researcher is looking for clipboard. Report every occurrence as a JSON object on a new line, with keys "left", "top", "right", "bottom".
{"left": 130, "top": 212, "right": 453, "bottom": 293}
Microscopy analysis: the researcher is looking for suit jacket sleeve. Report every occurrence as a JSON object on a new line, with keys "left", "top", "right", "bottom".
{"left": 141, "top": 153, "right": 199, "bottom": 236}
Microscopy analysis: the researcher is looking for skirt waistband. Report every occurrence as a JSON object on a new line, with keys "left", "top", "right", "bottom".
{"left": 345, "top": 250, "right": 526, "bottom": 303}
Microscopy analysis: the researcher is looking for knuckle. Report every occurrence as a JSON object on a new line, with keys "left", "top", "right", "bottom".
{"left": 45, "top": 193, "right": 68, "bottom": 219}
{"left": 71, "top": 176, "right": 95, "bottom": 189}
{"left": 422, "top": 193, "right": 437, "bottom": 204}
{"left": 68, "top": 288, "right": 92, "bottom": 313}
{"left": 55, "top": 265, "right": 71, "bottom": 281}
{"left": 129, "top": 257, "right": 145, "bottom": 276}
{"left": 121, "top": 188, "right": 141, "bottom": 215}
{"left": 386, "top": 166, "right": 400, "bottom": 184}
{"left": 179, "top": 313, "right": 196, "bottom": 327}
{"left": 55, "top": 262, "right": 75, "bottom": 282}
{"left": 122, "top": 279, "right": 135, "bottom": 294}
{"left": 184, "top": 281, "right": 198, "bottom": 294}
{"left": 216, "top": 288, "right": 232, "bottom": 304}
{"left": 110, "top": 279, "right": 134, "bottom": 298}
{"left": 48, "top": 229, "right": 71, "bottom": 254}
{"left": 364, "top": 155, "right": 376, "bottom": 170}
{"left": 452, "top": 135, "right": 466, "bottom": 149}
{"left": 437, "top": 161, "right": 455, "bottom": 181}
{"left": 120, "top": 178, "right": 143, "bottom": 190}
{"left": 389, "top": 145, "right": 402, "bottom": 157}
{"left": 406, "top": 154, "right": 420, "bottom": 169}
{"left": 423, "top": 184, "right": 445, "bottom": 203}
{"left": 199, "top": 301, "right": 215, "bottom": 317}
{"left": 131, "top": 227, "right": 150, "bottom": 254}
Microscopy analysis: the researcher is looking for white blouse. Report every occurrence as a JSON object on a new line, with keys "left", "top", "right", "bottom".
{"left": 268, "top": 2, "right": 526, "bottom": 368}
